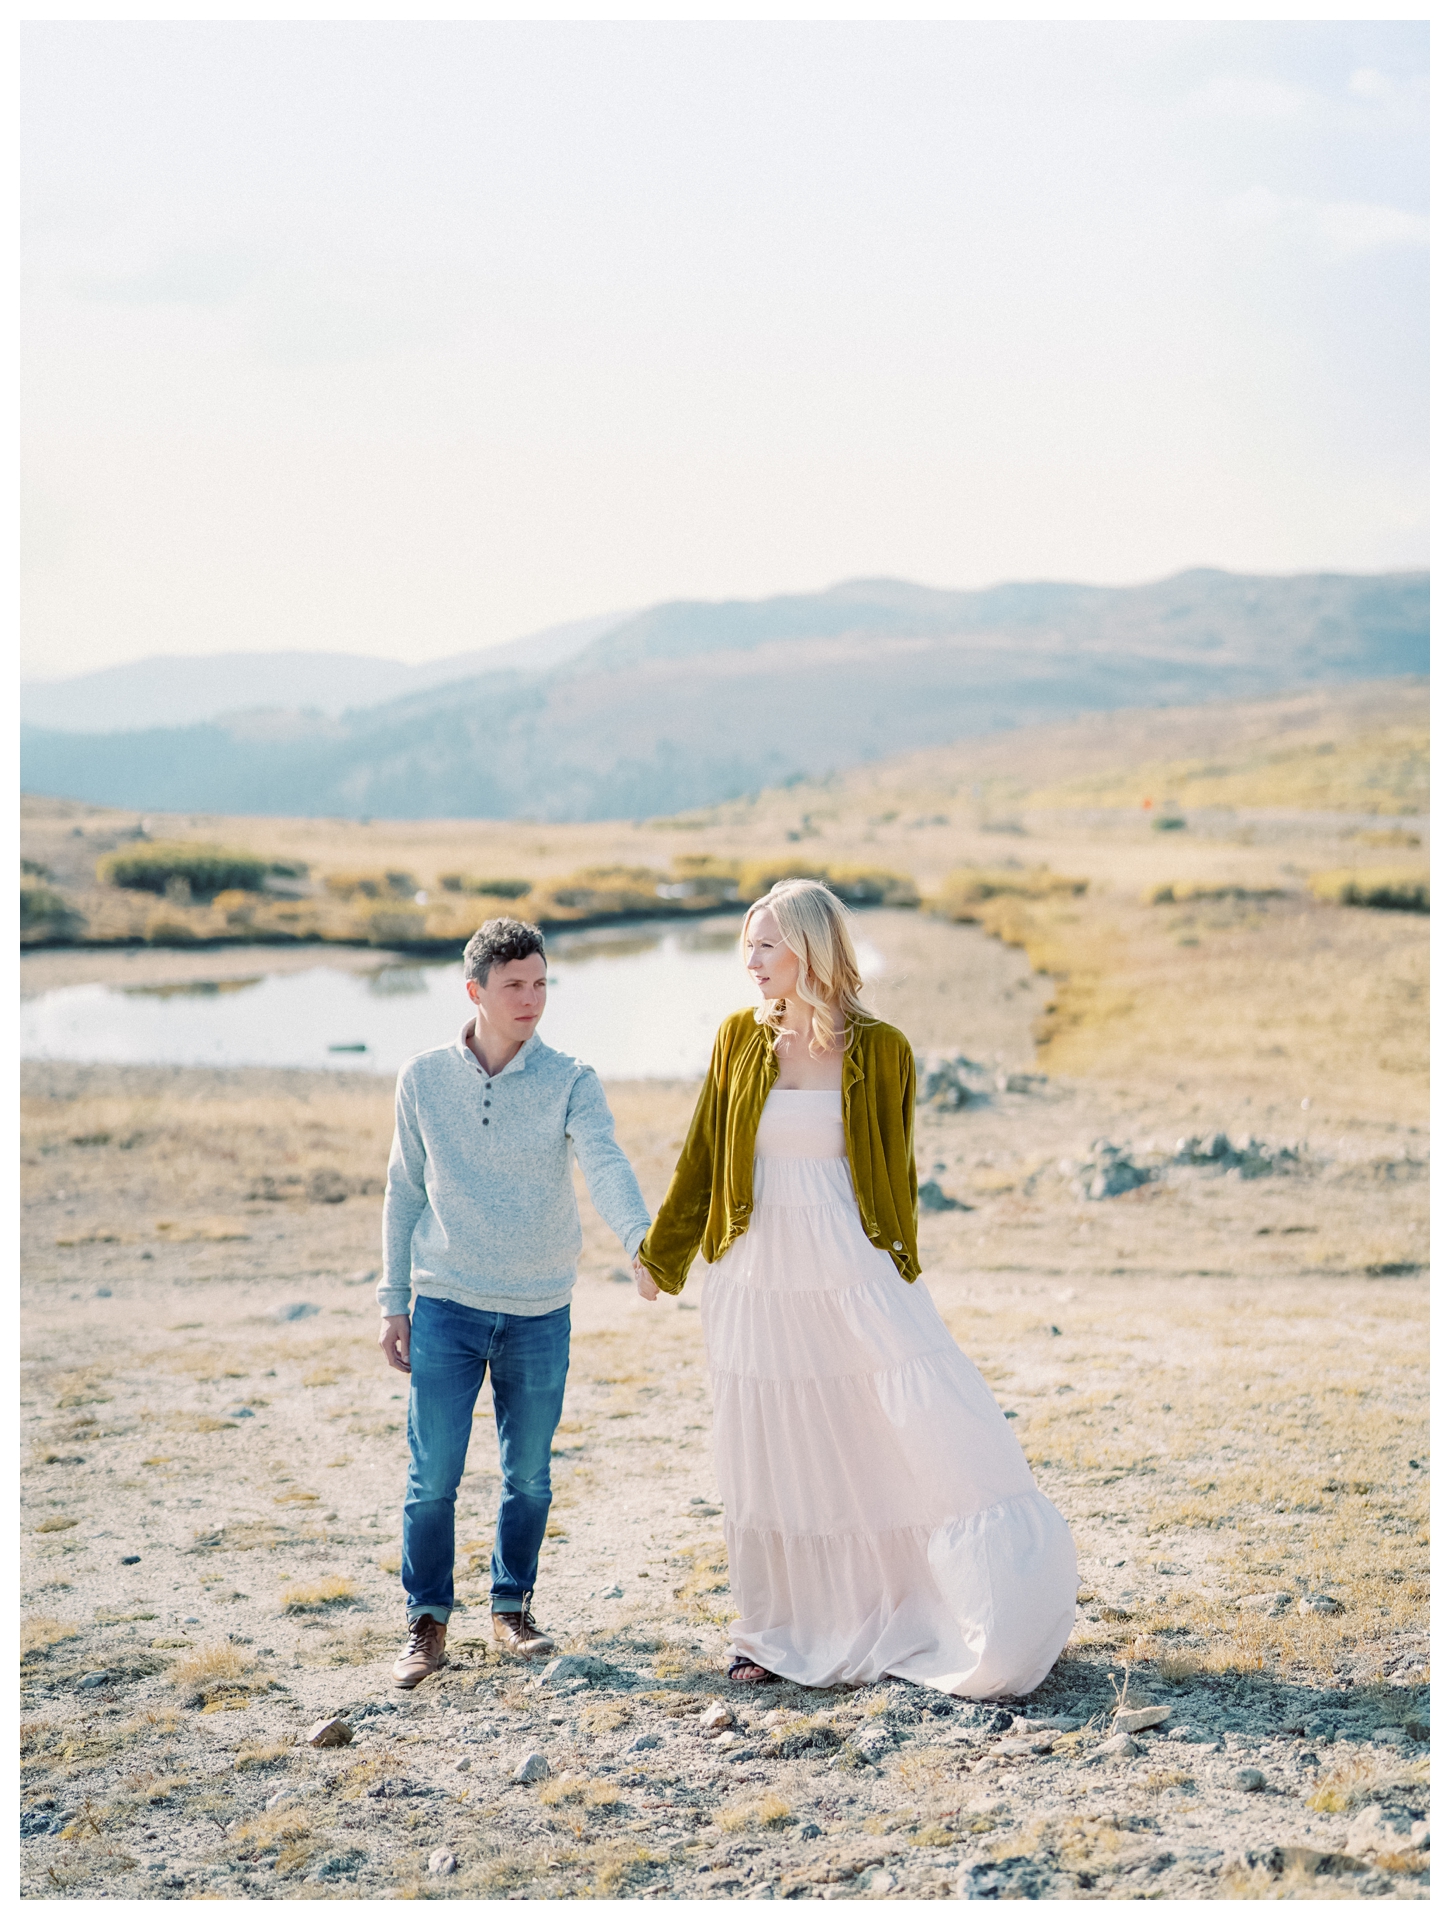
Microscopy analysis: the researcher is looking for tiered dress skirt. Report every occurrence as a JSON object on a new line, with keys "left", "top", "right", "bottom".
{"left": 700, "top": 1089, "right": 1077, "bottom": 1697}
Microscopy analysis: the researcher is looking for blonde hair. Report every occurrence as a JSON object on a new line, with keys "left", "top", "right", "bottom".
{"left": 742, "top": 877, "right": 876, "bottom": 1056}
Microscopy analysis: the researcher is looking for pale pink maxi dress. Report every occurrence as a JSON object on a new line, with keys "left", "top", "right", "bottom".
{"left": 700, "top": 1087, "right": 1078, "bottom": 1697}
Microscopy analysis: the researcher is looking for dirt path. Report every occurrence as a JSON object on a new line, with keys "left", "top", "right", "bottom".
{"left": 20, "top": 1042, "right": 1427, "bottom": 1901}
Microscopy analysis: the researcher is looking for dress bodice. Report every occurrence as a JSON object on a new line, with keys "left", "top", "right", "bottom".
{"left": 755, "top": 1087, "right": 847, "bottom": 1161}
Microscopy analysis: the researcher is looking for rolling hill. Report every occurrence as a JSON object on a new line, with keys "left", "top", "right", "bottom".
{"left": 19, "top": 567, "right": 1428, "bottom": 822}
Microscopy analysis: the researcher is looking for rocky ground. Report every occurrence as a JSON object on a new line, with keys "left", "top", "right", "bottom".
{"left": 19, "top": 911, "right": 1429, "bottom": 1903}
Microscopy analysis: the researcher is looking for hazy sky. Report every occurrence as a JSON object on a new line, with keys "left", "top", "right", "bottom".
{"left": 21, "top": 19, "right": 1429, "bottom": 678}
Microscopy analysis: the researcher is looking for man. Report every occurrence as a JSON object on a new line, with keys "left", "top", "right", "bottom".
{"left": 378, "top": 916, "right": 651, "bottom": 1688}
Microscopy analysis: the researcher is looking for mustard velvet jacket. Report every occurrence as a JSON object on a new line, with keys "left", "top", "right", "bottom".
{"left": 636, "top": 1008, "right": 920, "bottom": 1295}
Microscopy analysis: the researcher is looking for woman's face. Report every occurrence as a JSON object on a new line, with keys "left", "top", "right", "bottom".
{"left": 745, "top": 906, "right": 801, "bottom": 1002}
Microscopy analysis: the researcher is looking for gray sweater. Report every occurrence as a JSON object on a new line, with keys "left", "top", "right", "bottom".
{"left": 378, "top": 1024, "right": 651, "bottom": 1319}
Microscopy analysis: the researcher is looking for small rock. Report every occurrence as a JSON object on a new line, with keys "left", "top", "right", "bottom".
{"left": 95, "top": 1287, "right": 112, "bottom": 1298}
{"left": 1114, "top": 1705, "right": 1171, "bottom": 1734}
{"left": 701, "top": 1700, "right": 736, "bottom": 1733}
{"left": 273, "top": 1301, "right": 321, "bottom": 1322}
{"left": 120, "top": 1555, "right": 140, "bottom": 1565}
{"left": 77, "top": 1671, "right": 113, "bottom": 1690}
{"left": 1236, "top": 1591, "right": 1293, "bottom": 1615}
{"left": 600, "top": 1583, "right": 624, "bottom": 1599}
{"left": 998, "top": 1735, "right": 1055, "bottom": 1757}
{"left": 428, "top": 1848, "right": 458, "bottom": 1876}
{"left": 628, "top": 1733, "right": 662, "bottom": 1751}
{"left": 1167, "top": 1726, "right": 1216, "bottom": 1744}
{"left": 454, "top": 1757, "right": 470, "bottom": 1772}
{"left": 306, "top": 1717, "right": 354, "bottom": 1748}
{"left": 799, "top": 1823, "right": 822, "bottom": 1840}
{"left": 513, "top": 1751, "right": 550, "bottom": 1784}
{"left": 918, "top": 1179, "right": 970, "bottom": 1213}
{"left": 1298, "top": 1594, "right": 1344, "bottom": 1615}
{"left": 714, "top": 1731, "right": 743, "bottom": 1751}
{"left": 864, "top": 1869, "right": 896, "bottom": 1894}
{"left": 536, "top": 1653, "right": 611, "bottom": 1691}
{"left": 1297, "top": 1750, "right": 1320, "bottom": 1769}
{"left": 225, "top": 1407, "right": 255, "bottom": 1420}
{"left": 265, "top": 1788, "right": 305, "bottom": 1811}
{"left": 1230, "top": 1767, "right": 1266, "bottom": 1792}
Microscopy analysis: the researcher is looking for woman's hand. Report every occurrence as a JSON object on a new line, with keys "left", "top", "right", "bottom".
{"left": 633, "top": 1257, "right": 660, "bottom": 1301}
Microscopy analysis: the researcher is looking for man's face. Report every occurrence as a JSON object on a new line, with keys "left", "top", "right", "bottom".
{"left": 466, "top": 954, "right": 548, "bottom": 1043}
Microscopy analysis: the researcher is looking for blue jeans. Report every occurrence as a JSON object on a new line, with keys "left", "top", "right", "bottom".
{"left": 401, "top": 1294, "right": 570, "bottom": 1624}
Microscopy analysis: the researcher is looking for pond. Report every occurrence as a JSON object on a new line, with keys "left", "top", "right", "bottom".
{"left": 19, "top": 916, "right": 888, "bottom": 1080}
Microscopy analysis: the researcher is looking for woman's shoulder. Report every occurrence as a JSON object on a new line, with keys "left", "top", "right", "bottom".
{"left": 856, "top": 1018, "right": 915, "bottom": 1065}
{"left": 715, "top": 1006, "right": 763, "bottom": 1047}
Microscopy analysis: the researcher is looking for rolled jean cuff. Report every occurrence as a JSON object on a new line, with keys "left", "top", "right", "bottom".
{"left": 491, "top": 1595, "right": 527, "bottom": 1614}
{"left": 406, "top": 1605, "right": 451, "bottom": 1625}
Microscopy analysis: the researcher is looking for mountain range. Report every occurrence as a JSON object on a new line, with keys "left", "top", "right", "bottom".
{"left": 18, "top": 611, "right": 628, "bottom": 733}
{"left": 19, "top": 568, "right": 1429, "bottom": 823}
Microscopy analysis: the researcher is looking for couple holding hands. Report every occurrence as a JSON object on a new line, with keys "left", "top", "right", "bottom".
{"left": 378, "top": 880, "right": 1076, "bottom": 1696}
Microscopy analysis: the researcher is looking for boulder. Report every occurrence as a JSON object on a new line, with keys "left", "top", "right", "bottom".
{"left": 1065, "top": 1140, "right": 1154, "bottom": 1200}
{"left": 512, "top": 1752, "right": 550, "bottom": 1784}
{"left": 915, "top": 1054, "right": 992, "bottom": 1111}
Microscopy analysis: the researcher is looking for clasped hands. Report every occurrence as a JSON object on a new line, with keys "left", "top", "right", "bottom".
{"left": 632, "top": 1254, "right": 659, "bottom": 1301}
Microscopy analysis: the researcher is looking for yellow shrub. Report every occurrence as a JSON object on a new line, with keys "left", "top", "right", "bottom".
{"left": 281, "top": 1576, "right": 357, "bottom": 1614}
{"left": 1308, "top": 868, "right": 1428, "bottom": 913}
{"left": 934, "top": 866, "right": 1087, "bottom": 918}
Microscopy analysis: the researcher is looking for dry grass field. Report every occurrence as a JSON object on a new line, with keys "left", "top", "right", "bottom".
{"left": 18, "top": 680, "right": 1428, "bottom": 1900}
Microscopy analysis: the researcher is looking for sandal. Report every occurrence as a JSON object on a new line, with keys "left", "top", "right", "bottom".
{"left": 728, "top": 1656, "right": 778, "bottom": 1684}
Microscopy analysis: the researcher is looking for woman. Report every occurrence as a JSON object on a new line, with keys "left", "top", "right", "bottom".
{"left": 634, "top": 878, "right": 1077, "bottom": 1696}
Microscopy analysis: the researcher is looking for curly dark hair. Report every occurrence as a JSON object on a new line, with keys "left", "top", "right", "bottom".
{"left": 462, "top": 917, "right": 547, "bottom": 986}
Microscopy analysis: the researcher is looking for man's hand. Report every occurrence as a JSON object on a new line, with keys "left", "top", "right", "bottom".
{"left": 633, "top": 1257, "right": 659, "bottom": 1302}
{"left": 379, "top": 1314, "right": 412, "bottom": 1373}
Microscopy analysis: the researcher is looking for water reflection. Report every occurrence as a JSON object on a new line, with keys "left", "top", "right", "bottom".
{"left": 122, "top": 976, "right": 263, "bottom": 1000}
{"left": 366, "top": 966, "right": 428, "bottom": 996}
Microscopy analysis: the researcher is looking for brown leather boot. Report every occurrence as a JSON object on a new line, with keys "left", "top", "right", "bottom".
{"left": 491, "top": 1591, "right": 555, "bottom": 1660}
{"left": 392, "top": 1613, "right": 448, "bottom": 1689}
